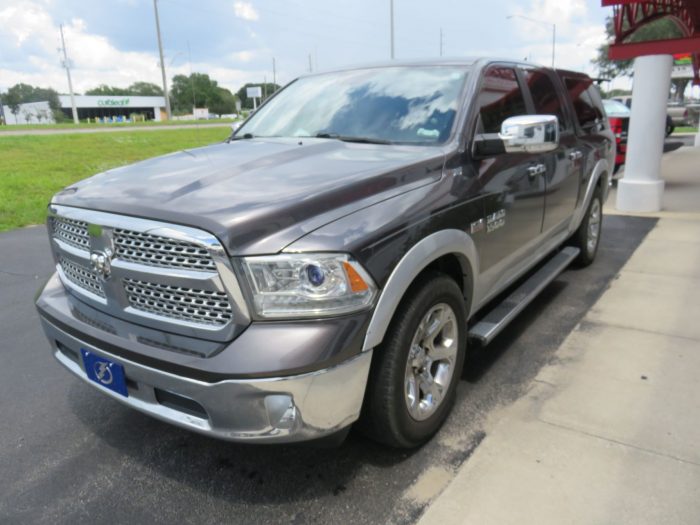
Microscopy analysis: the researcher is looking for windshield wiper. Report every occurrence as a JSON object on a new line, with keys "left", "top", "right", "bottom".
{"left": 314, "top": 132, "right": 392, "bottom": 145}
{"left": 229, "top": 133, "right": 256, "bottom": 141}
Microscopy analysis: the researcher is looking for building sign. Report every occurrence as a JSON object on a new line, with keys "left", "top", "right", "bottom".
{"left": 246, "top": 86, "right": 262, "bottom": 99}
{"left": 97, "top": 98, "right": 131, "bottom": 107}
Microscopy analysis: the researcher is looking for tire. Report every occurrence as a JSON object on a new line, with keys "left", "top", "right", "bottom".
{"left": 360, "top": 272, "right": 467, "bottom": 448}
{"left": 571, "top": 186, "right": 603, "bottom": 267}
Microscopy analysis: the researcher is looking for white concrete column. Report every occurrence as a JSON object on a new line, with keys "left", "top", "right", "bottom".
{"left": 617, "top": 54, "right": 674, "bottom": 212}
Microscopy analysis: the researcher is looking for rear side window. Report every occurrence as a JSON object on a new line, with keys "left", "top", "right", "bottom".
{"left": 562, "top": 76, "right": 605, "bottom": 129}
{"left": 476, "top": 66, "right": 528, "bottom": 133}
{"left": 523, "top": 69, "right": 568, "bottom": 130}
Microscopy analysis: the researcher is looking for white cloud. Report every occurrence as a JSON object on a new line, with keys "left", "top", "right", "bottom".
{"left": 233, "top": 1, "right": 259, "bottom": 22}
{"left": 0, "top": 1, "right": 267, "bottom": 93}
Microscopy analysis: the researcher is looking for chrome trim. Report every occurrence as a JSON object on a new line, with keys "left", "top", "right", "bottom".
{"left": 362, "top": 229, "right": 478, "bottom": 351}
{"left": 48, "top": 205, "right": 250, "bottom": 342}
{"left": 568, "top": 158, "right": 609, "bottom": 234}
{"left": 41, "top": 316, "right": 372, "bottom": 443}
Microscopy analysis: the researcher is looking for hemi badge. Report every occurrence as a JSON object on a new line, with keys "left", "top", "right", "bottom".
{"left": 470, "top": 218, "right": 485, "bottom": 234}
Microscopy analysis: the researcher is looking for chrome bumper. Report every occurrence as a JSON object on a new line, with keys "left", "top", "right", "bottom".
{"left": 40, "top": 316, "right": 372, "bottom": 443}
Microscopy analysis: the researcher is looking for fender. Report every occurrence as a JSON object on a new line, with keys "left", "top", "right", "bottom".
{"left": 569, "top": 158, "right": 610, "bottom": 234}
{"left": 362, "top": 229, "right": 478, "bottom": 351}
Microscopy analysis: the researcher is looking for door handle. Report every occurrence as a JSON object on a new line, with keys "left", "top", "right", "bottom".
{"left": 569, "top": 150, "right": 583, "bottom": 161}
{"left": 528, "top": 164, "right": 546, "bottom": 179}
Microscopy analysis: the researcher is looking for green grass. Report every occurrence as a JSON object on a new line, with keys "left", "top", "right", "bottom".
{"left": 675, "top": 126, "right": 699, "bottom": 133}
{"left": 0, "top": 127, "right": 229, "bottom": 231}
{"left": 0, "top": 118, "right": 237, "bottom": 132}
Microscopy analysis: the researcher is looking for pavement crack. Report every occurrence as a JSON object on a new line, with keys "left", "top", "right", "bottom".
{"left": 581, "top": 319, "right": 700, "bottom": 343}
{"left": 537, "top": 418, "right": 700, "bottom": 468}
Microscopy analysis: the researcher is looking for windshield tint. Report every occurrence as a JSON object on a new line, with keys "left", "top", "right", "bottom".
{"left": 236, "top": 66, "right": 470, "bottom": 145}
{"left": 603, "top": 99, "right": 631, "bottom": 116}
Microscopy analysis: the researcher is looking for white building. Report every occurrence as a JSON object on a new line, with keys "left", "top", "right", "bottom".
{"left": 2, "top": 95, "right": 167, "bottom": 125}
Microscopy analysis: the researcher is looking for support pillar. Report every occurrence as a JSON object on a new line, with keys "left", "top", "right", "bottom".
{"left": 617, "top": 54, "right": 674, "bottom": 212}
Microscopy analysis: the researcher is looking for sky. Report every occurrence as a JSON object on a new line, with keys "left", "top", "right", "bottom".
{"left": 0, "top": 0, "right": 619, "bottom": 95}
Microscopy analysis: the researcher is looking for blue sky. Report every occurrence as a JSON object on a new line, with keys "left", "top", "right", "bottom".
{"left": 0, "top": 0, "right": 616, "bottom": 94}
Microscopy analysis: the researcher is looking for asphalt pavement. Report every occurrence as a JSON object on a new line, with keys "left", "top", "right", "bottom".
{"left": 0, "top": 216, "right": 655, "bottom": 525}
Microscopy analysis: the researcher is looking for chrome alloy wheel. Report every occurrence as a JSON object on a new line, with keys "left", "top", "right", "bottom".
{"left": 404, "top": 303, "right": 459, "bottom": 421}
{"left": 587, "top": 197, "right": 602, "bottom": 255}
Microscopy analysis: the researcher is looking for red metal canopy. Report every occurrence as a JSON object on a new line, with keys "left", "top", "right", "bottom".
{"left": 603, "top": 0, "right": 700, "bottom": 82}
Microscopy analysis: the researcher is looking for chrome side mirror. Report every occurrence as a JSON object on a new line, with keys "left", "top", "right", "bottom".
{"left": 499, "top": 115, "right": 559, "bottom": 153}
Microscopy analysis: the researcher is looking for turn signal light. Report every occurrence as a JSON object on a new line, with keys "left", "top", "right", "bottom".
{"left": 343, "top": 261, "right": 369, "bottom": 292}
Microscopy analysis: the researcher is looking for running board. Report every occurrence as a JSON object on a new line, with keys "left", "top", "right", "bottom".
{"left": 468, "top": 247, "right": 580, "bottom": 346}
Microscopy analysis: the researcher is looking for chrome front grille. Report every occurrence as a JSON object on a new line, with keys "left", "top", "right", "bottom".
{"left": 51, "top": 217, "right": 90, "bottom": 251}
{"left": 48, "top": 205, "right": 250, "bottom": 341}
{"left": 114, "top": 229, "right": 216, "bottom": 272}
{"left": 123, "top": 279, "right": 233, "bottom": 326}
{"left": 59, "top": 256, "right": 106, "bottom": 298}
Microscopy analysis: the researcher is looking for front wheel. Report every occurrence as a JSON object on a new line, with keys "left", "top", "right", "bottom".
{"left": 360, "top": 273, "right": 466, "bottom": 448}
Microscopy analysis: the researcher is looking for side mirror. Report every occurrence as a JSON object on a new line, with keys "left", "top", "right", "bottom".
{"left": 499, "top": 115, "right": 559, "bottom": 153}
{"left": 230, "top": 121, "right": 242, "bottom": 134}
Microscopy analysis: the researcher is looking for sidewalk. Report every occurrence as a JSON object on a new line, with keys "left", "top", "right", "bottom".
{"left": 419, "top": 148, "right": 700, "bottom": 525}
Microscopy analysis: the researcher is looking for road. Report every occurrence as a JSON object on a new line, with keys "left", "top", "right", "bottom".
{"left": 0, "top": 122, "right": 233, "bottom": 137}
{"left": 0, "top": 215, "right": 655, "bottom": 524}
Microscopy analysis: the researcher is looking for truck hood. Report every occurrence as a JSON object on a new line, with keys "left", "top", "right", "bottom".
{"left": 53, "top": 137, "right": 446, "bottom": 255}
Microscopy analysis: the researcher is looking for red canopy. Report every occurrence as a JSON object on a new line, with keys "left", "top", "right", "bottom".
{"left": 603, "top": 0, "right": 700, "bottom": 83}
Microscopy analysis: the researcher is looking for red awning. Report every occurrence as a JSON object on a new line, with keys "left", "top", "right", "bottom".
{"left": 603, "top": 0, "right": 700, "bottom": 83}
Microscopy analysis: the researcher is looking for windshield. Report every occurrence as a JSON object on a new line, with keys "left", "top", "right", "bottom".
{"left": 236, "top": 66, "right": 470, "bottom": 145}
{"left": 603, "top": 99, "right": 631, "bottom": 117}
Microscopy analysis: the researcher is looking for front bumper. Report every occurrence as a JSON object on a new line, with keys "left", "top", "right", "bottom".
{"left": 36, "top": 274, "right": 373, "bottom": 443}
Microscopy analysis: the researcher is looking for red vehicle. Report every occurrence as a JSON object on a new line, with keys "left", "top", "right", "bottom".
{"left": 603, "top": 99, "right": 630, "bottom": 174}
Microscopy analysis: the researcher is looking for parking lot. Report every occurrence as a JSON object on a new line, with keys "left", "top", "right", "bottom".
{"left": 0, "top": 214, "right": 655, "bottom": 525}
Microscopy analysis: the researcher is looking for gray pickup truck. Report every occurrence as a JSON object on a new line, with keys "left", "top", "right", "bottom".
{"left": 36, "top": 58, "right": 614, "bottom": 448}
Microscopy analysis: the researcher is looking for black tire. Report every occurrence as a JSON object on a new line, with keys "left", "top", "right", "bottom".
{"left": 571, "top": 186, "right": 603, "bottom": 267}
{"left": 359, "top": 272, "right": 467, "bottom": 448}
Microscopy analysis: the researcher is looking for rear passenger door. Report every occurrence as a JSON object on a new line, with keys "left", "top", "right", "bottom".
{"left": 521, "top": 67, "right": 582, "bottom": 235}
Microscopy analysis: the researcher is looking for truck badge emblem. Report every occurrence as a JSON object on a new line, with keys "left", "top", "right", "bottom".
{"left": 90, "top": 250, "right": 112, "bottom": 279}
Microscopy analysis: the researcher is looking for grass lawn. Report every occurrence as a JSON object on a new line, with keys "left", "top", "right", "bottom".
{"left": 0, "top": 127, "right": 229, "bottom": 232}
{"left": 675, "top": 126, "right": 699, "bottom": 133}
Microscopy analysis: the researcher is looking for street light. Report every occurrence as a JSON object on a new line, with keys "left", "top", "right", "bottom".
{"left": 507, "top": 14, "right": 556, "bottom": 68}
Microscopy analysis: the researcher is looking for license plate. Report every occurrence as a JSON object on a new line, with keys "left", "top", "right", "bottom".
{"left": 81, "top": 349, "right": 129, "bottom": 397}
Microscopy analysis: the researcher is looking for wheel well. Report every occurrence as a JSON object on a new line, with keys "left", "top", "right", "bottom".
{"left": 422, "top": 254, "right": 470, "bottom": 304}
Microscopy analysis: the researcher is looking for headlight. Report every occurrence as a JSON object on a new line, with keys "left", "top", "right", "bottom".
{"left": 240, "top": 253, "right": 377, "bottom": 318}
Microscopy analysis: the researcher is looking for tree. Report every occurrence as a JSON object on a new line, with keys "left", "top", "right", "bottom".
{"left": 127, "top": 81, "right": 163, "bottom": 96}
{"left": 236, "top": 82, "right": 281, "bottom": 110}
{"left": 170, "top": 73, "right": 238, "bottom": 114}
{"left": 3, "top": 89, "right": 21, "bottom": 123}
{"left": 3, "top": 83, "right": 62, "bottom": 123}
{"left": 593, "top": 15, "right": 690, "bottom": 101}
{"left": 85, "top": 85, "right": 129, "bottom": 96}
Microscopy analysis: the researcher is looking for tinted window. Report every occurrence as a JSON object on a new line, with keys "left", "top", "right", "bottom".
{"left": 237, "top": 66, "right": 469, "bottom": 145}
{"left": 476, "top": 67, "right": 527, "bottom": 133}
{"left": 563, "top": 76, "right": 605, "bottom": 129}
{"left": 524, "top": 69, "right": 568, "bottom": 129}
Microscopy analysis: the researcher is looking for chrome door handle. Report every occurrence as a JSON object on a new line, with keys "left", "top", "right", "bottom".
{"left": 527, "top": 164, "right": 546, "bottom": 178}
{"left": 569, "top": 150, "right": 583, "bottom": 161}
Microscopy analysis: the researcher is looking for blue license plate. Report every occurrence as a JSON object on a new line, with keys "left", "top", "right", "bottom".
{"left": 81, "top": 349, "right": 129, "bottom": 397}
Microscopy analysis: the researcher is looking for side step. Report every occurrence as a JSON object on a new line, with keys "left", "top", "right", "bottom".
{"left": 468, "top": 247, "right": 580, "bottom": 346}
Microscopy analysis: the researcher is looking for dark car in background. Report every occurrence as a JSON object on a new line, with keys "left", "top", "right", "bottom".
{"left": 603, "top": 98, "right": 630, "bottom": 174}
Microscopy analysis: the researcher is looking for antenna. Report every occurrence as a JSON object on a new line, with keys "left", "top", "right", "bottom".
{"left": 272, "top": 57, "right": 277, "bottom": 91}
{"left": 59, "top": 24, "right": 79, "bottom": 124}
{"left": 440, "top": 28, "right": 444, "bottom": 57}
{"left": 308, "top": 53, "right": 313, "bottom": 73}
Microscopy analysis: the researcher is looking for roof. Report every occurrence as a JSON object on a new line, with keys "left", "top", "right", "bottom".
{"left": 603, "top": 0, "right": 700, "bottom": 83}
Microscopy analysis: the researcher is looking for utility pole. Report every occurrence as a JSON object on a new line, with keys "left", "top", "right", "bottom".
{"left": 389, "top": 0, "right": 395, "bottom": 59}
{"left": 440, "top": 28, "right": 443, "bottom": 57}
{"left": 153, "top": 0, "right": 172, "bottom": 120}
{"left": 272, "top": 57, "right": 277, "bottom": 91}
{"left": 59, "top": 24, "right": 79, "bottom": 125}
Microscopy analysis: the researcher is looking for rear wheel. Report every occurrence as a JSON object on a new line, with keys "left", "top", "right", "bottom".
{"left": 571, "top": 186, "right": 603, "bottom": 267}
{"left": 360, "top": 273, "right": 466, "bottom": 448}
